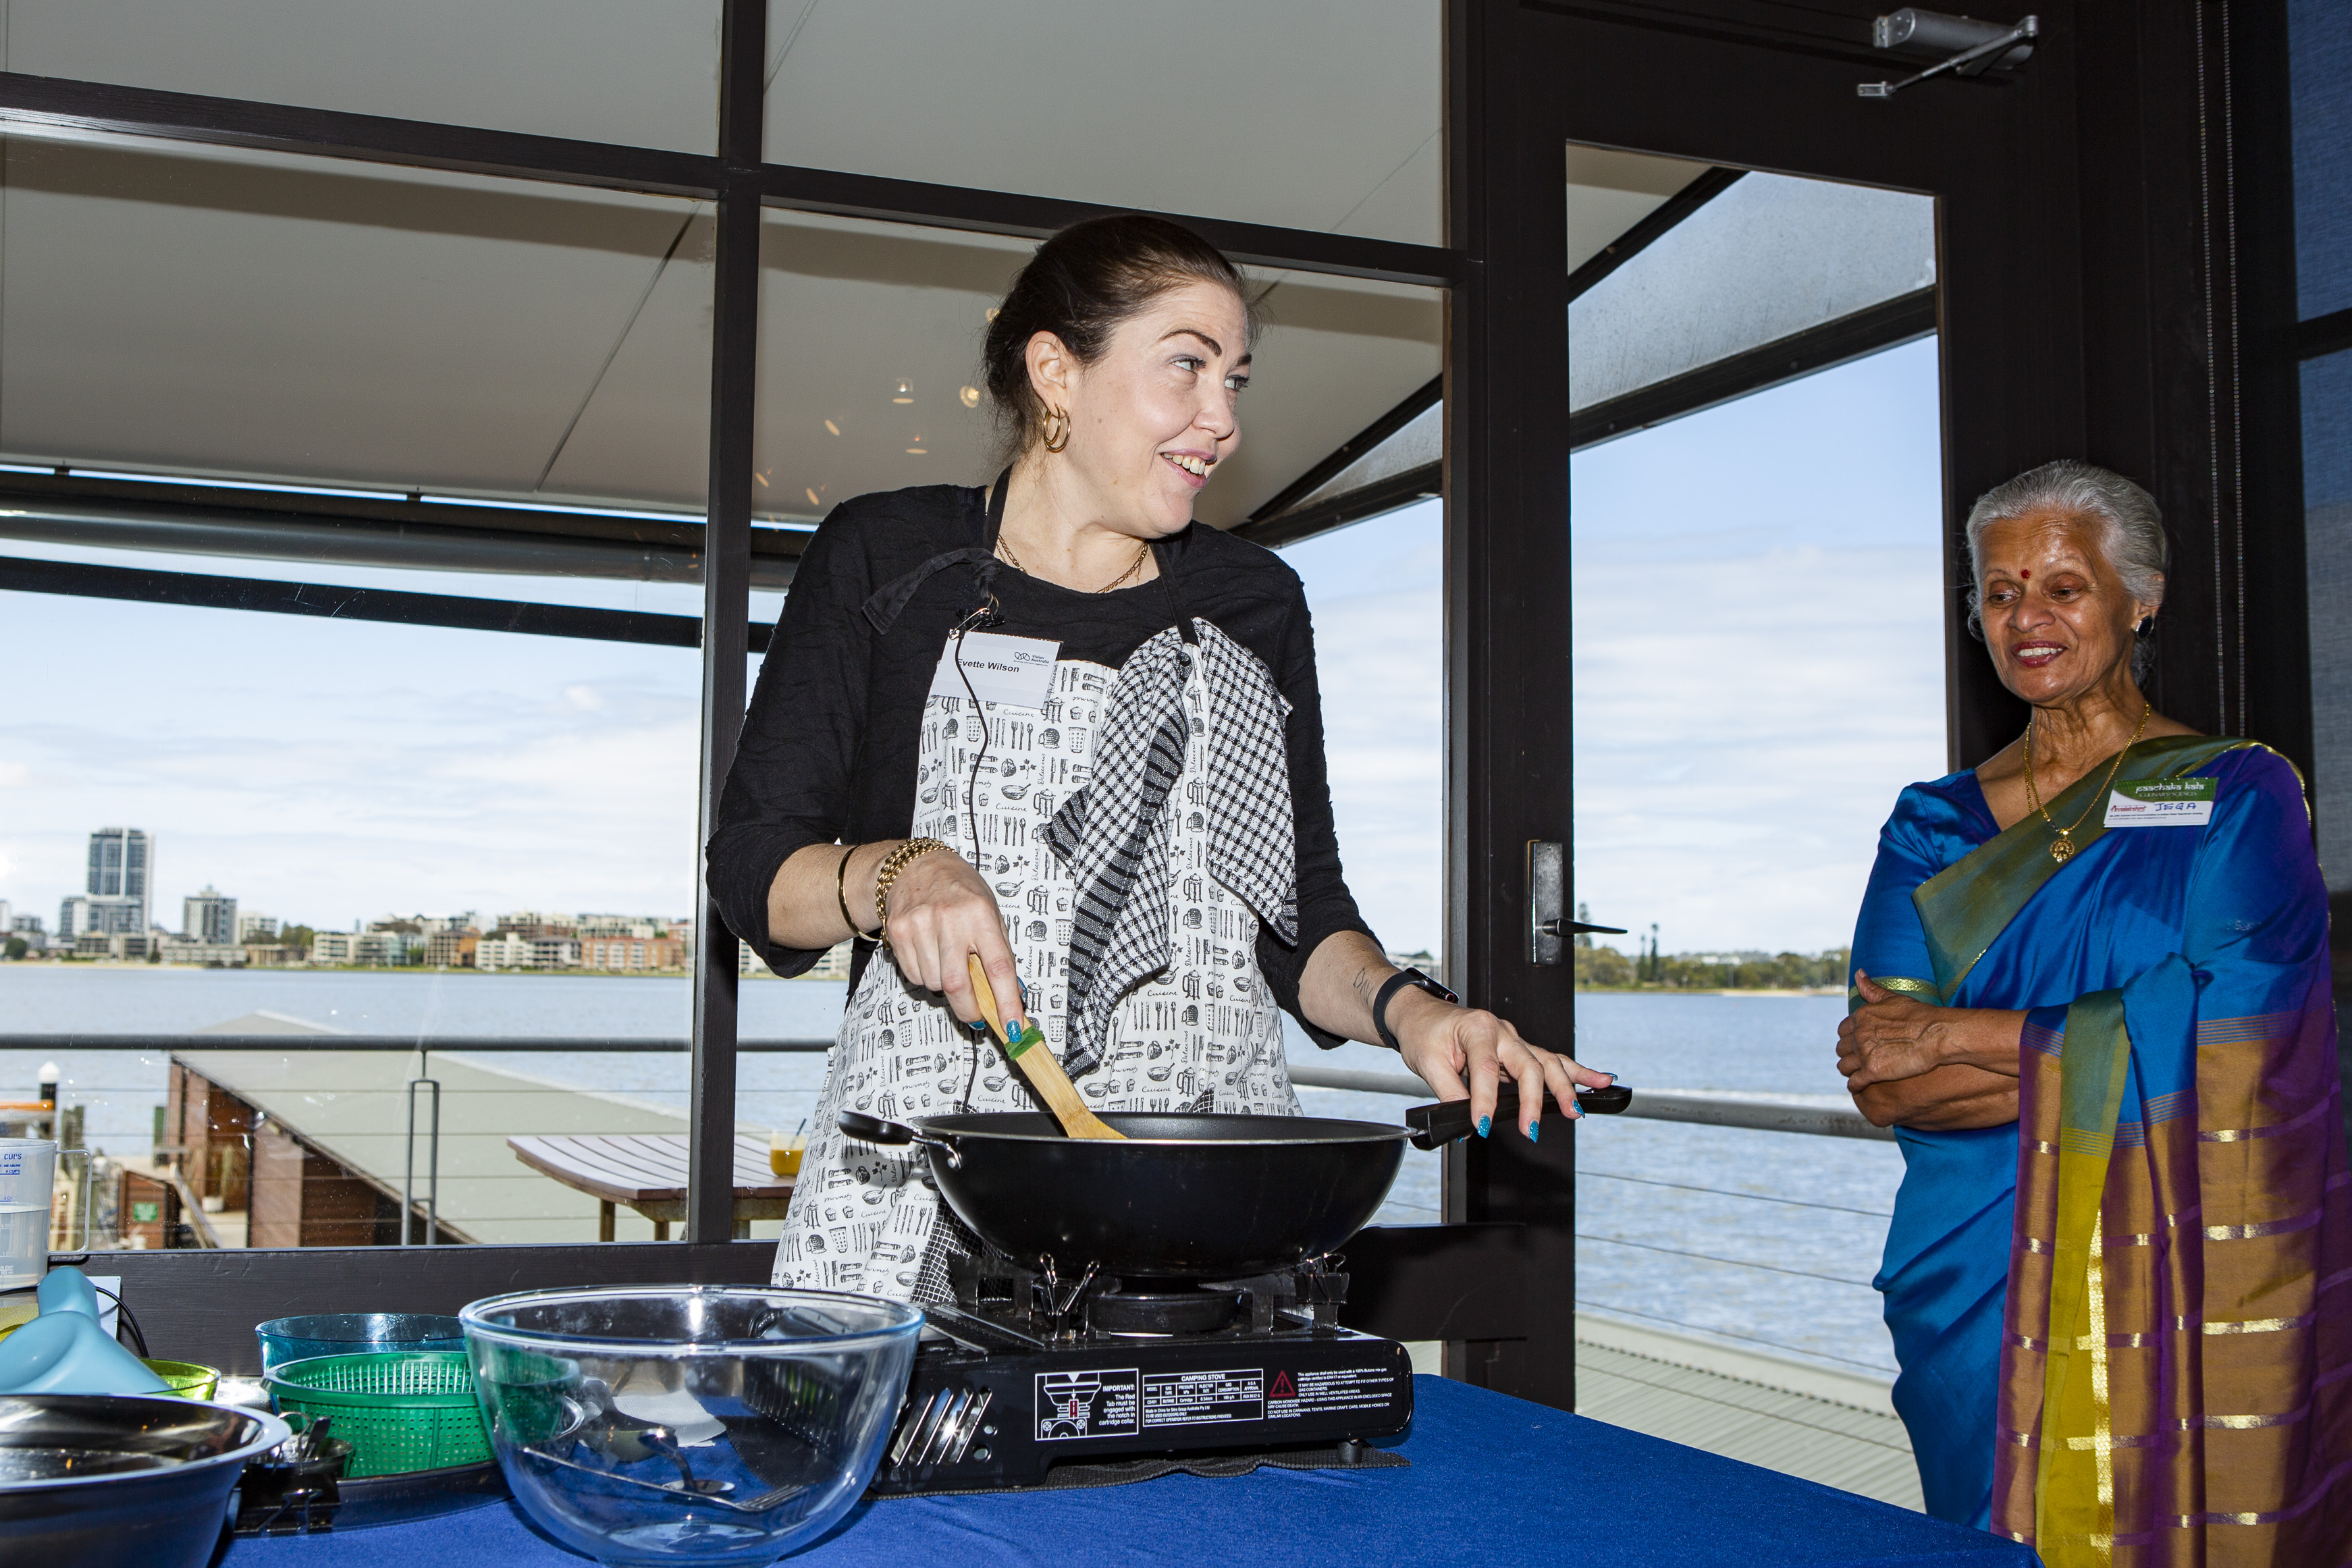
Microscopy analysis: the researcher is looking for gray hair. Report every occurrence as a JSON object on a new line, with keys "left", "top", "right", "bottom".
{"left": 1964, "top": 460, "right": 2168, "bottom": 676}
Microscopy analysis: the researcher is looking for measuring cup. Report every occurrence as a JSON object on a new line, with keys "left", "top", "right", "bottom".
{"left": 0, "top": 1139, "right": 59, "bottom": 1290}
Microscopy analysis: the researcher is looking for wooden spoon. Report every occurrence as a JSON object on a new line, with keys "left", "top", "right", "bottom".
{"left": 966, "top": 954, "right": 1124, "bottom": 1140}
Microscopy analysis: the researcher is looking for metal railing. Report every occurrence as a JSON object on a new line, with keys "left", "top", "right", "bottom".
{"left": 1283, "top": 1061, "right": 1902, "bottom": 1375}
{"left": 2, "top": 1035, "right": 832, "bottom": 1052}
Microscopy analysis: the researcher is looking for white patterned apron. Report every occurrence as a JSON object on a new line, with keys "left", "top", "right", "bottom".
{"left": 771, "top": 645, "right": 1300, "bottom": 1303}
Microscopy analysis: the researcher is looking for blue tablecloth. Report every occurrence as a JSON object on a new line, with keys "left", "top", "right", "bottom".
{"left": 225, "top": 1376, "right": 2035, "bottom": 1567}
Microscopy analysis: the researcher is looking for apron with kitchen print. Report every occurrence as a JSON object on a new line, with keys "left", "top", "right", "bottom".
{"left": 771, "top": 625, "right": 1302, "bottom": 1304}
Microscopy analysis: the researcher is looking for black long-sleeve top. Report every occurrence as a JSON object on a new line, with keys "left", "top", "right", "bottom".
{"left": 705, "top": 483, "right": 1376, "bottom": 1049}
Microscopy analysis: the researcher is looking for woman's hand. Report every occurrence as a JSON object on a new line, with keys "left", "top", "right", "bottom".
{"left": 882, "top": 848, "right": 1027, "bottom": 1028}
{"left": 1836, "top": 973, "right": 1954, "bottom": 1091}
{"left": 1838, "top": 971, "right": 2026, "bottom": 1129}
{"left": 1388, "top": 987, "right": 1613, "bottom": 1142}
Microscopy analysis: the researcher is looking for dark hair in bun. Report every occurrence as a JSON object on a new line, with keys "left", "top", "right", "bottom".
{"left": 983, "top": 213, "right": 1254, "bottom": 457}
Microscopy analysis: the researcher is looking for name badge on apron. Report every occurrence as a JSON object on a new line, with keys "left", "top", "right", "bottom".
{"left": 2104, "top": 777, "right": 2216, "bottom": 827}
{"left": 929, "top": 630, "right": 1059, "bottom": 709}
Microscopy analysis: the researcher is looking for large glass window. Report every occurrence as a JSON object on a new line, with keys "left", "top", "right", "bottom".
{"left": 1277, "top": 502, "right": 1445, "bottom": 1225}
{"left": 1568, "top": 340, "right": 1943, "bottom": 1374}
{"left": 1563, "top": 154, "right": 1945, "bottom": 1374}
{"left": 2289, "top": 2, "right": 2352, "bottom": 974}
{"left": 2302, "top": 349, "right": 2352, "bottom": 915}
{"left": 2289, "top": 0, "right": 2352, "bottom": 323}
{"left": 0, "top": 130, "right": 716, "bottom": 1251}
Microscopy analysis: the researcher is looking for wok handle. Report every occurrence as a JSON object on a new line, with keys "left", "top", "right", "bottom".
{"left": 837, "top": 1110, "right": 963, "bottom": 1168}
{"left": 1406, "top": 1083, "right": 1632, "bottom": 1150}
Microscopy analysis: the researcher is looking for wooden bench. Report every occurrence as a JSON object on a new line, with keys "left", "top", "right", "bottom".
{"left": 506, "top": 1133, "right": 794, "bottom": 1241}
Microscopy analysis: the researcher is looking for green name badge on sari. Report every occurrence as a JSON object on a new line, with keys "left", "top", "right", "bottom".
{"left": 2104, "top": 776, "right": 2217, "bottom": 827}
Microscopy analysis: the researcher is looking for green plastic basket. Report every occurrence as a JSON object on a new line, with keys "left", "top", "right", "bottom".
{"left": 265, "top": 1351, "right": 490, "bottom": 1477}
{"left": 142, "top": 1358, "right": 220, "bottom": 1400}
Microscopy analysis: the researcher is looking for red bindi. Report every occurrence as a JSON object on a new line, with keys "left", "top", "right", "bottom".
{"left": 2020, "top": 569, "right": 2031, "bottom": 580}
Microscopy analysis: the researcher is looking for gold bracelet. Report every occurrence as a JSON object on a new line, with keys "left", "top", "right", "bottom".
{"left": 835, "top": 844, "right": 874, "bottom": 940}
{"left": 870, "top": 837, "right": 951, "bottom": 929}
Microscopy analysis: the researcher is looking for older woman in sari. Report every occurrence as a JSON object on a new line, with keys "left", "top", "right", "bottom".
{"left": 1838, "top": 460, "right": 2351, "bottom": 1563}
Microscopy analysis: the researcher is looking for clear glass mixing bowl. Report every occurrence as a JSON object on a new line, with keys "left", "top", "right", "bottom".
{"left": 459, "top": 1287, "right": 921, "bottom": 1566}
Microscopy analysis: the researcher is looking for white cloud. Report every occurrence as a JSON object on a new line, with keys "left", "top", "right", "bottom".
{"left": 0, "top": 598, "right": 702, "bottom": 927}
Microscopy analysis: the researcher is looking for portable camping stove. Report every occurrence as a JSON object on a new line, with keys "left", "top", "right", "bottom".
{"left": 864, "top": 1251, "right": 1414, "bottom": 1496}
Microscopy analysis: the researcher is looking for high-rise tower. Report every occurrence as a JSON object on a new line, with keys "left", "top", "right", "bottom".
{"left": 61, "top": 828, "right": 152, "bottom": 938}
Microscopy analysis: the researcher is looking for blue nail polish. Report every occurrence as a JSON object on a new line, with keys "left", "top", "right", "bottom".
{"left": 1476, "top": 1115, "right": 1490, "bottom": 1139}
{"left": 1528, "top": 1121, "right": 1541, "bottom": 1143}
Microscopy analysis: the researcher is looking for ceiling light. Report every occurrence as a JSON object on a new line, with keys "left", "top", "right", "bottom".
{"left": 805, "top": 487, "right": 822, "bottom": 508}
{"left": 892, "top": 380, "right": 914, "bottom": 404}
{"left": 959, "top": 386, "right": 981, "bottom": 408}
{"left": 824, "top": 419, "right": 841, "bottom": 436}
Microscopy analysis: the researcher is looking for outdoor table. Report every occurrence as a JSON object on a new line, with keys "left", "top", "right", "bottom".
{"left": 223, "top": 1375, "right": 2033, "bottom": 1567}
{"left": 505, "top": 1133, "right": 793, "bottom": 1241}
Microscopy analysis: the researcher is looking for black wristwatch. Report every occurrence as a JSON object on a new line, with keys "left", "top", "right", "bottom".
{"left": 1373, "top": 967, "right": 1460, "bottom": 1051}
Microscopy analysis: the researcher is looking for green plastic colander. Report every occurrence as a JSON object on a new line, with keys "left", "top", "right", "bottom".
{"left": 264, "top": 1350, "right": 489, "bottom": 1476}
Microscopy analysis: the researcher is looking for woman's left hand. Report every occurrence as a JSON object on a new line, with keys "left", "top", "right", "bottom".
{"left": 1838, "top": 971, "right": 2027, "bottom": 1093}
{"left": 1836, "top": 973, "right": 1953, "bottom": 1091}
{"left": 1389, "top": 988, "right": 1613, "bottom": 1142}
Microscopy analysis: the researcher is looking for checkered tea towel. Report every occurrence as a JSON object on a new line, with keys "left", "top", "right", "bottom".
{"left": 1042, "top": 618, "right": 1297, "bottom": 1076}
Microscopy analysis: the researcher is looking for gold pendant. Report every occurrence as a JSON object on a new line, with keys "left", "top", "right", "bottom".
{"left": 2050, "top": 836, "right": 2075, "bottom": 865}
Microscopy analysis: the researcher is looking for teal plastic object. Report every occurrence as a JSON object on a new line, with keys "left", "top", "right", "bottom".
{"left": 0, "top": 1264, "right": 169, "bottom": 1395}
{"left": 36, "top": 1264, "right": 102, "bottom": 1318}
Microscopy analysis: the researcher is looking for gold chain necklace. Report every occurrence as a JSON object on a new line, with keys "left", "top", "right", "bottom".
{"left": 996, "top": 534, "right": 1150, "bottom": 594}
{"left": 2024, "top": 701, "right": 2151, "bottom": 864}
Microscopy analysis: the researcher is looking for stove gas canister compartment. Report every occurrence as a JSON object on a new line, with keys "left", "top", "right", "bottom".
{"left": 865, "top": 1333, "right": 1412, "bottom": 1496}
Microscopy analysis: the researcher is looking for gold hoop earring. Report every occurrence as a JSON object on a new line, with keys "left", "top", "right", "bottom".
{"left": 1040, "top": 405, "right": 1072, "bottom": 454}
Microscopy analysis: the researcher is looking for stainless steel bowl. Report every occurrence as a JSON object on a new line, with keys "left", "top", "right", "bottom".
{"left": 0, "top": 1394, "right": 291, "bottom": 1568}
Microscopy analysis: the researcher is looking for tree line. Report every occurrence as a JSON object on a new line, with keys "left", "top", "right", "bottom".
{"left": 1573, "top": 942, "right": 1852, "bottom": 992}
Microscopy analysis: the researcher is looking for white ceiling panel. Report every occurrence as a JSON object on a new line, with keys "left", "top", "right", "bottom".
{"left": 4, "top": 0, "right": 724, "bottom": 154}
{"left": 540, "top": 209, "right": 718, "bottom": 510}
{"left": 762, "top": 0, "right": 1441, "bottom": 247}
{"left": 1565, "top": 146, "right": 1712, "bottom": 275}
{"left": 0, "top": 134, "right": 709, "bottom": 500}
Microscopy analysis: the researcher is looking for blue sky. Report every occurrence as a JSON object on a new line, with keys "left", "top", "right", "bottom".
{"left": 1, "top": 337, "right": 1944, "bottom": 957}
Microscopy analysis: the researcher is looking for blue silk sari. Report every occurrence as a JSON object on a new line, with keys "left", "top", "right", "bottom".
{"left": 1850, "top": 738, "right": 2352, "bottom": 1561}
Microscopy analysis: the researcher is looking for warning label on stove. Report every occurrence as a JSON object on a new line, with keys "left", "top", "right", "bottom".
{"left": 1036, "top": 1368, "right": 1139, "bottom": 1442}
{"left": 1142, "top": 1368, "right": 1264, "bottom": 1428}
{"left": 1265, "top": 1364, "right": 1399, "bottom": 1421}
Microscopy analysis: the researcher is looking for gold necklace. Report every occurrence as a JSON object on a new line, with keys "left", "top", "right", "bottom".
{"left": 996, "top": 534, "right": 1150, "bottom": 594}
{"left": 2024, "top": 701, "right": 2151, "bottom": 864}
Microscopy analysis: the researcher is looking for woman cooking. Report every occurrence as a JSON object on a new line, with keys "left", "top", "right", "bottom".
{"left": 710, "top": 214, "right": 1608, "bottom": 1303}
{"left": 1838, "top": 461, "right": 2351, "bottom": 1561}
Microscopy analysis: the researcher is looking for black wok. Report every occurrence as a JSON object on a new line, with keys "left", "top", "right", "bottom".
{"left": 838, "top": 1110, "right": 1409, "bottom": 1279}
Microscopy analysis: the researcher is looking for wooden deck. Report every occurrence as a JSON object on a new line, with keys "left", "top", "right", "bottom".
{"left": 1571, "top": 1315, "right": 1919, "bottom": 1511}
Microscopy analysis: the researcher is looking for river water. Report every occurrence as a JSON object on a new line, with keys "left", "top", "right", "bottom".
{"left": 0, "top": 968, "right": 1899, "bottom": 1374}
